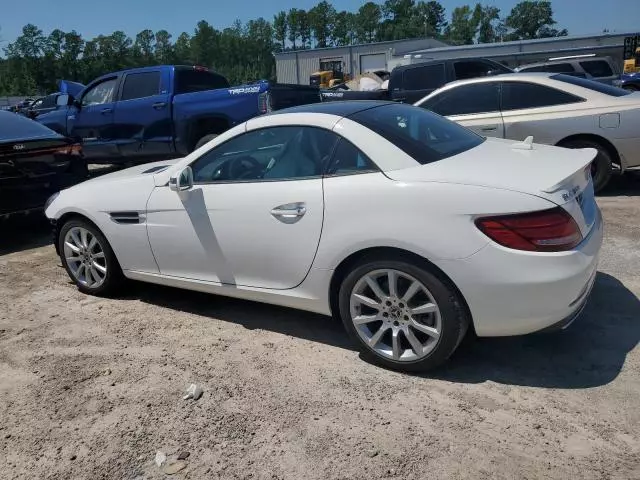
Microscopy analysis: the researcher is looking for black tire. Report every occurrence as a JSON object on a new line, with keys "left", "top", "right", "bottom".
{"left": 194, "top": 134, "right": 219, "bottom": 151}
{"left": 338, "top": 258, "right": 469, "bottom": 372}
{"left": 559, "top": 139, "right": 613, "bottom": 193}
{"left": 58, "top": 218, "right": 124, "bottom": 296}
{"left": 622, "top": 85, "right": 638, "bottom": 92}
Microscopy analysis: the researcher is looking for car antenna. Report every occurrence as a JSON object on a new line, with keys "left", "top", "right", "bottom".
{"left": 511, "top": 136, "right": 534, "bottom": 150}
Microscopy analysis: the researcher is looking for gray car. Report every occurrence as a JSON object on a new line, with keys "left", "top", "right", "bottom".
{"left": 415, "top": 72, "right": 640, "bottom": 191}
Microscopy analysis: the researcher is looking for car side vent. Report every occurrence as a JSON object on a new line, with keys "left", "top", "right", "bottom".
{"left": 110, "top": 211, "right": 140, "bottom": 224}
{"left": 142, "top": 165, "right": 168, "bottom": 174}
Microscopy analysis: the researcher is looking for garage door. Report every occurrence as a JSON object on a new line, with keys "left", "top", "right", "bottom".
{"left": 360, "top": 53, "right": 387, "bottom": 74}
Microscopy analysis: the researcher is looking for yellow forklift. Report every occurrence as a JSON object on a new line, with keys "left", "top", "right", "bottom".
{"left": 309, "top": 70, "right": 351, "bottom": 88}
{"left": 623, "top": 34, "right": 640, "bottom": 73}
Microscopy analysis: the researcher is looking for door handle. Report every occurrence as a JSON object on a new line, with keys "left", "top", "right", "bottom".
{"left": 101, "top": 108, "right": 113, "bottom": 115}
{"left": 271, "top": 202, "right": 306, "bottom": 224}
{"left": 480, "top": 126, "right": 498, "bottom": 132}
{"left": 152, "top": 102, "right": 167, "bottom": 109}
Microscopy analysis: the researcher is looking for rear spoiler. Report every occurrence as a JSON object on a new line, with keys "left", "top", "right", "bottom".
{"left": 58, "top": 80, "right": 85, "bottom": 97}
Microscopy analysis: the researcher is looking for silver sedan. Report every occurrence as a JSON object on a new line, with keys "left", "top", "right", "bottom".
{"left": 415, "top": 73, "right": 640, "bottom": 191}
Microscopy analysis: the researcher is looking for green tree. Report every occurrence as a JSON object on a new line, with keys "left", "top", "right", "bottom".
{"left": 173, "top": 32, "right": 191, "bottom": 63}
{"left": 413, "top": 1, "right": 447, "bottom": 38}
{"left": 133, "top": 29, "right": 156, "bottom": 65}
{"left": 505, "top": 0, "right": 567, "bottom": 40}
{"left": 357, "top": 2, "right": 382, "bottom": 43}
{"left": 287, "top": 8, "right": 302, "bottom": 49}
{"left": 308, "top": 1, "right": 336, "bottom": 48}
{"left": 154, "top": 30, "right": 173, "bottom": 64}
{"left": 445, "top": 5, "right": 478, "bottom": 45}
{"left": 333, "top": 11, "right": 356, "bottom": 46}
{"left": 273, "top": 11, "right": 288, "bottom": 50}
{"left": 473, "top": 3, "right": 501, "bottom": 43}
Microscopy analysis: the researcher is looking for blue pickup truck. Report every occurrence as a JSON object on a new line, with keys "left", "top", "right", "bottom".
{"left": 38, "top": 65, "right": 320, "bottom": 164}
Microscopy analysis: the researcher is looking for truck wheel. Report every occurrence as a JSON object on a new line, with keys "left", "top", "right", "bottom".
{"left": 194, "top": 134, "right": 219, "bottom": 151}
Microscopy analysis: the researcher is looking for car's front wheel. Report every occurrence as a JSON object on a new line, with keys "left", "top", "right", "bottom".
{"left": 58, "top": 219, "right": 123, "bottom": 296}
{"left": 338, "top": 259, "right": 469, "bottom": 372}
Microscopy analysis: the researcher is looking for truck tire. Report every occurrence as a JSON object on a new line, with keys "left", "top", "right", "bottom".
{"left": 194, "top": 134, "right": 219, "bottom": 151}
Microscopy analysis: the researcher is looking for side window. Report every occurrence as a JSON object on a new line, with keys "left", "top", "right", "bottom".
{"left": 545, "top": 63, "right": 576, "bottom": 73}
{"left": 501, "top": 82, "right": 583, "bottom": 111}
{"left": 325, "top": 139, "right": 379, "bottom": 176}
{"left": 402, "top": 64, "right": 446, "bottom": 91}
{"left": 81, "top": 78, "right": 117, "bottom": 106}
{"left": 42, "top": 95, "right": 56, "bottom": 108}
{"left": 453, "top": 61, "right": 501, "bottom": 80}
{"left": 120, "top": 72, "right": 161, "bottom": 101}
{"left": 175, "top": 70, "right": 230, "bottom": 94}
{"left": 421, "top": 83, "right": 500, "bottom": 117}
{"left": 580, "top": 60, "right": 614, "bottom": 78}
{"left": 518, "top": 65, "right": 546, "bottom": 73}
{"left": 191, "top": 126, "right": 339, "bottom": 183}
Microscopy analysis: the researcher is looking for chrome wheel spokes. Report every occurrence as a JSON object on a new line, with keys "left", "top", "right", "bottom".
{"left": 63, "top": 227, "right": 107, "bottom": 288}
{"left": 349, "top": 269, "right": 442, "bottom": 362}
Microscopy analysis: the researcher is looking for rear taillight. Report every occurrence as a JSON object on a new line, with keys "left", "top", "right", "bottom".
{"left": 475, "top": 206, "right": 582, "bottom": 252}
{"left": 55, "top": 144, "right": 82, "bottom": 156}
{"left": 258, "top": 92, "right": 271, "bottom": 114}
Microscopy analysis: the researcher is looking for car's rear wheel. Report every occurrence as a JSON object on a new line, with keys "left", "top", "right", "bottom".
{"left": 338, "top": 259, "right": 469, "bottom": 372}
{"left": 559, "top": 138, "right": 613, "bottom": 193}
{"left": 58, "top": 219, "right": 123, "bottom": 296}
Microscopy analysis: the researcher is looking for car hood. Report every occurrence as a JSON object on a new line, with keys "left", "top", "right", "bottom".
{"left": 386, "top": 137, "right": 596, "bottom": 207}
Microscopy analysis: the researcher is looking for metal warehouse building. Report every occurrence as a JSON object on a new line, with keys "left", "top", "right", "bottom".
{"left": 275, "top": 38, "right": 448, "bottom": 85}
{"left": 276, "top": 32, "right": 636, "bottom": 84}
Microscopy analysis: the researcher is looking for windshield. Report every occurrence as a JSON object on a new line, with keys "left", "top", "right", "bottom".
{"left": 350, "top": 103, "right": 484, "bottom": 165}
{"left": 551, "top": 74, "right": 631, "bottom": 97}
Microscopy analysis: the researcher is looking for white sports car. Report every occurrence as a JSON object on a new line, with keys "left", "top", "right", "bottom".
{"left": 45, "top": 102, "right": 603, "bottom": 372}
{"left": 414, "top": 73, "right": 640, "bottom": 192}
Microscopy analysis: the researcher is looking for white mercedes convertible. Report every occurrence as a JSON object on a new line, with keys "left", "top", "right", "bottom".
{"left": 45, "top": 102, "right": 603, "bottom": 371}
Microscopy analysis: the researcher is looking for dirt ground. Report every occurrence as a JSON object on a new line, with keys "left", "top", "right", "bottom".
{"left": 1, "top": 174, "right": 639, "bottom": 480}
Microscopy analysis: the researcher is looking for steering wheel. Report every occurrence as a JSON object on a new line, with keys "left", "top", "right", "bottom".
{"left": 228, "top": 155, "right": 263, "bottom": 180}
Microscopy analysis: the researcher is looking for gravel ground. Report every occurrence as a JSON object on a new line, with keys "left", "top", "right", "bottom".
{"left": 1, "top": 174, "right": 639, "bottom": 480}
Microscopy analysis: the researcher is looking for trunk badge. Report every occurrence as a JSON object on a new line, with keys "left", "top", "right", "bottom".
{"left": 13, "top": 144, "right": 25, "bottom": 150}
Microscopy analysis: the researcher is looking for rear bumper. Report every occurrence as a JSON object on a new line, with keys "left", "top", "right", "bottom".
{"left": 438, "top": 207, "right": 604, "bottom": 337}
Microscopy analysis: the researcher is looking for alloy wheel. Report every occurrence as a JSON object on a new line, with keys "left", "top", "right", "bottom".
{"left": 63, "top": 227, "right": 107, "bottom": 288}
{"left": 349, "top": 269, "right": 442, "bottom": 362}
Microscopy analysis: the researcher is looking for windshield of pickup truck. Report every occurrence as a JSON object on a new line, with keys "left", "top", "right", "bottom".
{"left": 350, "top": 103, "right": 484, "bottom": 164}
{"left": 175, "top": 69, "right": 230, "bottom": 94}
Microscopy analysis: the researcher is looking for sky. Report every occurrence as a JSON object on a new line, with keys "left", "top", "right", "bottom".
{"left": 1, "top": 0, "right": 639, "bottom": 44}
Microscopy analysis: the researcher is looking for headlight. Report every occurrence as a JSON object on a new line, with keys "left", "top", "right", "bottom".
{"left": 44, "top": 192, "right": 60, "bottom": 212}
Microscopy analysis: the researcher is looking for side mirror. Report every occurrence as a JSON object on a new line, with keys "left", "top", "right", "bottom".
{"left": 169, "top": 166, "right": 194, "bottom": 192}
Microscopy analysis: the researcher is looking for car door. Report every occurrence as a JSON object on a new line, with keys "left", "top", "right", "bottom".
{"left": 392, "top": 63, "right": 446, "bottom": 104}
{"left": 499, "top": 81, "right": 586, "bottom": 142}
{"left": 146, "top": 125, "right": 338, "bottom": 289}
{"left": 70, "top": 76, "right": 120, "bottom": 161}
{"left": 418, "top": 82, "right": 504, "bottom": 138}
{"left": 113, "top": 69, "right": 173, "bottom": 160}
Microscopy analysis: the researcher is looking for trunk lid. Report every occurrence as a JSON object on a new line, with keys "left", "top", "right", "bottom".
{"left": 386, "top": 137, "right": 598, "bottom": 237}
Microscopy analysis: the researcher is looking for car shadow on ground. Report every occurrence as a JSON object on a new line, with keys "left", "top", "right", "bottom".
{"left": 431, "top": 272, "right": 639, "bottom": 389}
{"left": 129, "top": 284, "right": 356, "bottom": 351}
{"left": 131, "top": 272, "right": 638, "bottom": 389}
{"left": 0, "top": 216, "right": 51, "bottom": 255}
{"left": 600, "top": 171, "right": 640, "bottom": 197}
